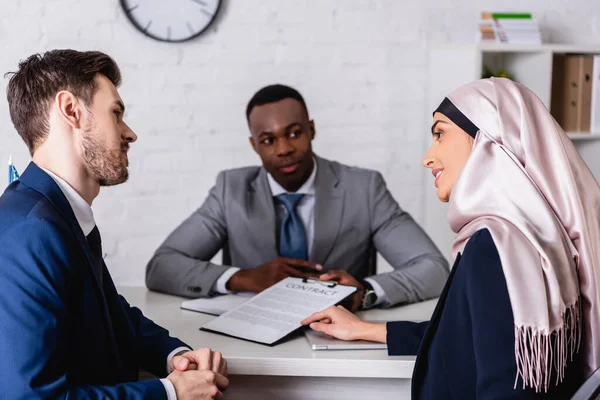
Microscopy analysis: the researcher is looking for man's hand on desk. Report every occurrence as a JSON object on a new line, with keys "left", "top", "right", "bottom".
{"left": 226, "top": 257, "right": 323, "bottom": 293}
{"left": 301, "top": 305, "right": 387, "bottom": 344}
{"left": 168, "top": 348, "right": 229, "bottom": 400}
{"left": 170, "top": 348, "right": 227, "bottom": 376}
{"left": 319, "top": 270, "right": 364, "bottom": 312}
{"left": 167, "top": 369, "right": 228, "bottom": 400}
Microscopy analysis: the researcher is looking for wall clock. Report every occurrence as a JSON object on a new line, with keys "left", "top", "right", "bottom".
{"left": 120, "top": 0, "right": 222, "bottom": 43}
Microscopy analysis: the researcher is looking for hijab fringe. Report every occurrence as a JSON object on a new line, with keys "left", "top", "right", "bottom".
{"left": 514, "top": 299, "right": 581, "bottom": 392}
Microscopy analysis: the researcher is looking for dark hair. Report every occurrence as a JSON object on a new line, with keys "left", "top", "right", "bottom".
{"left": 245, "top": 84, "right": 309, "bottom": 122}
{"left": 5, "top": 49, "right": 122, "bottom": 155}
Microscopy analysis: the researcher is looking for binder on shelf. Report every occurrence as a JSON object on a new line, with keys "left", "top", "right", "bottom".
{"left": 591, "top": 55, "right": 600, "bottom": 133}
{"left": 581, "top": 56, "right": 594, "bottom": 133}
{"left": 551, "top": 55, "right": 593, "bottom": 133}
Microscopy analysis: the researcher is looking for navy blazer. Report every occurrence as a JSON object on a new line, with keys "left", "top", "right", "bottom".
{"left": 0, "top": 163, "right": 188, "bottom": 399}
{"left": 386, "top": 229, "right": 584, "bottom": 399}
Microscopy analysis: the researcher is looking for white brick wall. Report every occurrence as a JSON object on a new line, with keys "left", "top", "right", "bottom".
{"left": 1, "top": 0, "right": 599, "bottom": 285}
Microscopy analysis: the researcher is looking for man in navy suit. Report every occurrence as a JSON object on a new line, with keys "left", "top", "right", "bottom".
{"left": 0, "top": 50, "right": 228, "bottom": 399}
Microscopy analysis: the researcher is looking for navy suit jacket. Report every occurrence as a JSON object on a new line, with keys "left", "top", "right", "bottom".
{"left": 0, "top": 163, "right": 188, "bottom": 399}
{"left": 386, "top": 229, "right": 584, "bottom": 399}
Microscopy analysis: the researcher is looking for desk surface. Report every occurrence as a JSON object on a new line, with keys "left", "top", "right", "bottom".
{"left": 119, "top": 287, "right": 436, "bottom": 379}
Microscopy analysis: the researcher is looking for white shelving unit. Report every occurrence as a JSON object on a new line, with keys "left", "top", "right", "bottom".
{"left": 424, "top": 43, "right": 600, "bottom": 262}
{"left": 476, "top": 43, "right": 600, "bottom": 54}
{"left": 568, "top": 132, "right": 600, "bottom": 141}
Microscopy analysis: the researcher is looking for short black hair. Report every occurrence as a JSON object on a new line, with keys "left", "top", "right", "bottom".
{"left": 245, "top": 84, "right": 309, "bottom": 122}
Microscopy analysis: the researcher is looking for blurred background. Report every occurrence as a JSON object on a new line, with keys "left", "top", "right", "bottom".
{"left": 1, "top": 0, "right": 599, "bottom": 285}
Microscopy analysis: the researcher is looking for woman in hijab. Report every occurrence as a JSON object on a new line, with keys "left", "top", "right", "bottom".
{"left": 302, "top": 77, "right": 600, "bottom": 399}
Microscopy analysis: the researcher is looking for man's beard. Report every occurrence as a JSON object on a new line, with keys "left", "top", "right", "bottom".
{"left": 81, "top": 126, "right": 129, "bottom": 187}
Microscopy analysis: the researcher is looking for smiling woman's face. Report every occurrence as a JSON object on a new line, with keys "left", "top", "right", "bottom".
{"left": 422, "top": 112, "right": 474, "bottom": 202}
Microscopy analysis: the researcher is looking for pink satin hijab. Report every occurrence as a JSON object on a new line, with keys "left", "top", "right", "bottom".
{"left": 445, "top": 78, "right": 600, "bottom": 391}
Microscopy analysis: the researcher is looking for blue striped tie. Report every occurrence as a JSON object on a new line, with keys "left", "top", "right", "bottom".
{"left": 277, "top": 193, "right": 308, "bottom": 260}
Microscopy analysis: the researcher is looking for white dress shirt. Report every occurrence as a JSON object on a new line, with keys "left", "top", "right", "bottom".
{"left": 41, "top": 167, "right": 188, "bottom": 400}
{"left": 213, "top": 161, "right": 387, "bottom": 306}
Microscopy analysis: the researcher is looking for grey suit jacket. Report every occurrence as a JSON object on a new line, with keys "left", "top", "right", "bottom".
{"left": 146, "top": 156, "right": 449, "bottom": 306}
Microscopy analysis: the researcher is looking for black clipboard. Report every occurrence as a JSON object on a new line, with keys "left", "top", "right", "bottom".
{"left": 199, "top": 277, "right": 357, "bottom": 346}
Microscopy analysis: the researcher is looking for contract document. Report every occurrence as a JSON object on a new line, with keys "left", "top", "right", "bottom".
{"left": 201, "top": 277, "right": 357, "bottom": 345}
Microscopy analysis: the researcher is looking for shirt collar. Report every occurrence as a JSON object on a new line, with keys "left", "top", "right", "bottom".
{"left": 267, "top": 158, "right": 317, "bottom": 197}
{"left": 40, "top": 167, "right": 96, "bottom": 236}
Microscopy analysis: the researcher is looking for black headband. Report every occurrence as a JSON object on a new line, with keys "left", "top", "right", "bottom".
{"left": 433, "top": 97, "right": 479, "bottom": 138}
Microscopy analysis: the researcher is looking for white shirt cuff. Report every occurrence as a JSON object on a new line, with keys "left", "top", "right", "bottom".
{"left": 166, "top": 346, "right": 192, "bottom": 374}
{"left": 160, "top": 378, "right": 177, "bottom": 400}
{"left": 364, "top": 277, "right": 389, "bottom": 307}
{"left": 215, "top": 267, "right": 241, "bottom": 294}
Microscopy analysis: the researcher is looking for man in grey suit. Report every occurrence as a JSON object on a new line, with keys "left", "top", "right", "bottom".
{"left": 146, "top": 84, "right": 449, "bottom": 311}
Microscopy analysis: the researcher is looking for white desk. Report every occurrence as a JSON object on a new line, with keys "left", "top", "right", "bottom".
{"left": 119, "top": 287, "right": 436, "bottom": 400}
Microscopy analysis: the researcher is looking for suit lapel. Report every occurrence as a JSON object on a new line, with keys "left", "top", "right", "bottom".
{"left": 247, "top": 168, "right": 279, "bottom": 261}
{"left": 310, "top": 157, "right": 345, "bottom": 265}
{"left": 20, "top": 163, "right": 104, "bottom": 288}
{"left": 19, "top": 163, "right": 126, "bottom": 379}
{"left": 411, "top": 254, "right": 461, "bottom": 399}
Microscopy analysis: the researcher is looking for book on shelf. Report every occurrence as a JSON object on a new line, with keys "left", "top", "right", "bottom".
{"left": 480, "top": 12, "right": 532, "bottom": 19}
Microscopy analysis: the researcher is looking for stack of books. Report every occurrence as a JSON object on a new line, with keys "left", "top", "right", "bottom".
{"left": 478, "top": 12, "right": 542, "bottom": 45}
